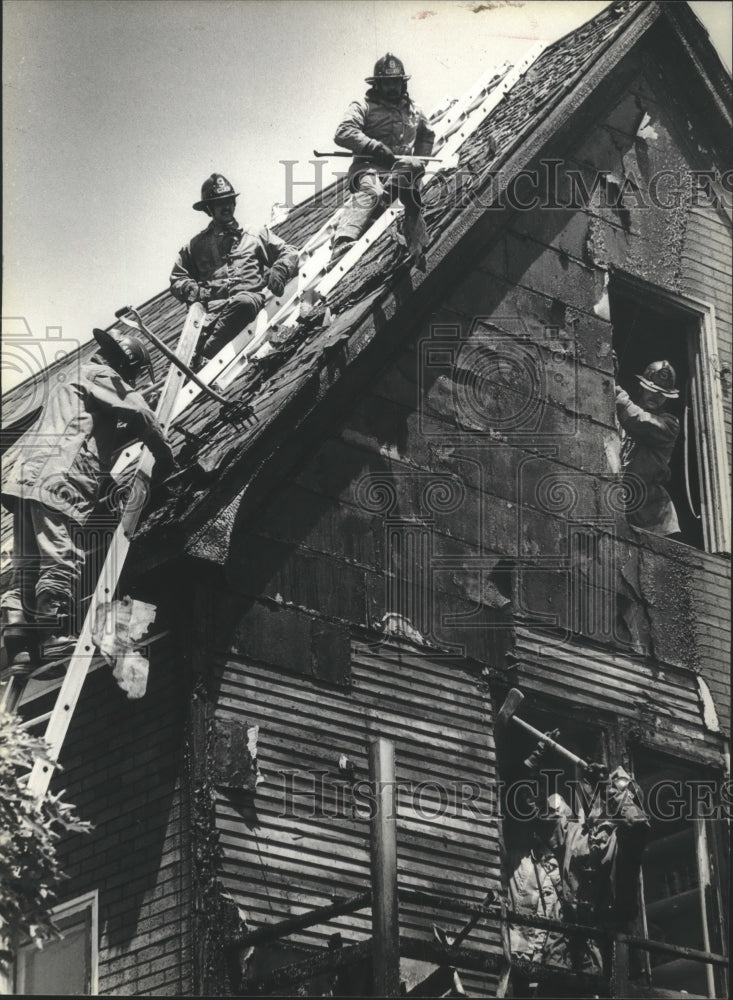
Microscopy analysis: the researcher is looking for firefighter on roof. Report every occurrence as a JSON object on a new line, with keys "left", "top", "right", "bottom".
{"left": 330, "top": 53, "right": 435, "bottom": 264}
{"left": 615, "top": 359, "right": 680, "bottom": 536}
{"left": 1, "top": 330, "right": 174, "bottom": 676}
{"left": 170, "top": 173, "right": 298, "bottom": 367}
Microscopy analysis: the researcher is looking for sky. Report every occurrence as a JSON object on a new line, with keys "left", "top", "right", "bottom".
{"left": 2, "top": 0, "right": 731, "bottom": 392}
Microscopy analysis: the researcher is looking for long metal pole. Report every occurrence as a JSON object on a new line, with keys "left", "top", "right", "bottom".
{"left": 369, "top": 737, "right": 400, "bottom": 997}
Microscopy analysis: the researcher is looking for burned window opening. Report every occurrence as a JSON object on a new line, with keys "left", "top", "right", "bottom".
{"left": 611, "top": 293, "right": 704, "bottom": 550}
{"left": 494, "top": 694, "right": 616, "bottom": 998}
{"left": 630, "top": 748, "right": 729, "bottom": 1000}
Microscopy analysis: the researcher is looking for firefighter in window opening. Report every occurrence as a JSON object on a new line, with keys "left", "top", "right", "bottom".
{"left": 170, "top": 173, "right": 299, "bottom": 369}
{"left": 615, "top": 358, "right": 680, "bottom": 536}
{"left": 1, "top": 330, "right": 175, "bottom": 677}
{"left": 330, "top": 53, "right": 435, "bottom": 266}
{"left": 507, "top": 734, "right": 649, "bottom": 998}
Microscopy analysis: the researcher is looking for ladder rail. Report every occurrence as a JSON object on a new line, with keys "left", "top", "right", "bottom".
{"left": 25, "top": 303, "right": 205, "bottom": 800}
{"left": 220, "top": 43, "right": 545, "bottom": 387}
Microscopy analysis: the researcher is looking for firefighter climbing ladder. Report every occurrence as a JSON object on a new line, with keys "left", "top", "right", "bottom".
{"left": 7, "top": 42, "right": 546, "bottom": 802}
{"left": 6, "top": 303, "right": 206, "bottom": 799}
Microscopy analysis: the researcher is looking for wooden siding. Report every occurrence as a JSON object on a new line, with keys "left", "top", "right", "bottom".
{"left": 680, "top": 201, "right": 732, "bottom": 450}
{"left": 209, "top": 51, "right": 729, "bottom": 994}
{"left": 685, "top": 548, "right": 731, "bottom": 735}
{"left": 513, "top": 627, "right": 726, "bottom": 760}
{"left": 214, "top": 640, "right": 503, "bottom": 994}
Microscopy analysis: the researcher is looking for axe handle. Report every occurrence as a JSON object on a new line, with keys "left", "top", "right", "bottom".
{"left": 452, "top": 909, "right": 483, "bottom": 949}
{"left": 117, "top": 308, "right": 231, "bottom": 406}
{"left": 511, "top": 715, "right": 587, "bottom": 769}
{"left": 313, "top": 149, "right": 445, "bottom": 163}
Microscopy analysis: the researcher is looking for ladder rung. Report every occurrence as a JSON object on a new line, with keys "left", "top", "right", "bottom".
{"left": 24, "top": 309, "right": 203, "bottom": 801}
{"left": 20, "top": 711, "right": 52, "bottom": 730}
{"left": 15, "top": 630, "right": 171, "bottom": 711}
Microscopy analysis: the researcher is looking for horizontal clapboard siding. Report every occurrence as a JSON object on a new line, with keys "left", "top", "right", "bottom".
{"left": 680, "top": 206, "right": 732, "bottom": 702}
{"left": 214, "top": 641, "right": 503, "bottom": 994}
{"left": 681, "top": 203, "right": 732, "bottom": 441}
{"left": 514, "top": 628, "right": 724, "bottom": 757}
{"left": 688, "top": 553, "right": 731, "bottom": 685}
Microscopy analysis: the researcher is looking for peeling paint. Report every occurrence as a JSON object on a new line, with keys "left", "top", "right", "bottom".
{"left": 696, "top": 675, "right": 721, "bottom": 733}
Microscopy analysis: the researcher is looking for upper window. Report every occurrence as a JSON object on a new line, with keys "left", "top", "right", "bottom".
{"left": 609, "top": 272, "right": 730, "bottom": 554}
{"left": 14, "top": 891, "right": 98, "bottom": 996}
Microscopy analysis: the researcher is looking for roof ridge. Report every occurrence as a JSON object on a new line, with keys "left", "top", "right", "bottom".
{"left": 540, "top": 0, "right": 649, "bottom": 59}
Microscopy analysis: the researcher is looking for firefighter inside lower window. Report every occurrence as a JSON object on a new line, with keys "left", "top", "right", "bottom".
{"left": 330, "top": 52, "right": 435, "bottom": 266}
{"left": 615, "top": 357, "right": 681, "bottom": 536}
{"left": 507, "top": 733, "right": 649, "bottom": 997}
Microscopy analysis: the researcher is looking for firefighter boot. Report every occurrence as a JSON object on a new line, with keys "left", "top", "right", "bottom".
{"left": 402, "top": 210, "right": 427, "bottom": 270}
{"left": 35, "top": 591, "right": 77, "bottom": 665}
{"left": 1, "top": 607, "right": 38, "bottom": 677}
{"left": 329, "top": 237, "right": 354, "bottom": 265}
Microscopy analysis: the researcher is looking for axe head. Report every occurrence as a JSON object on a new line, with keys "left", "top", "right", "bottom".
{"left": 433, "top": 924, "right": 451, "bottom": 949}
{"left": 497, "top": 687, "right": 524, "bottom": 728}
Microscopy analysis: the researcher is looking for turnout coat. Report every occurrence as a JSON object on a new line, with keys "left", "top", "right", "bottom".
{"left": 2, "top": 357, "right": 168, "bottom": 526}
{"left": 334, "top": 88, "right": 435, "bottom": 186}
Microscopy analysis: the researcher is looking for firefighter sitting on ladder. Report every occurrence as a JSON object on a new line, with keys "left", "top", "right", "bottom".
{"left": 170, "top": 173, "right": 298, "bottom": 368}
{"left": 1, "top": 329, "right": 174, "bottom": 677}
{"left": 330, "top": 53, "right": 435, "bottom": 265}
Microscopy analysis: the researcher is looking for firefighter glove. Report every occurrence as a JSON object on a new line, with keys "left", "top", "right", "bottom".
{"left": 583, "top": 761, "right": 610, "bottom": 785}
{"left": 266, "top": 265, "right": 288, "bottom": 297}
{"left": 369, "top": 140, "right": 396, "bottom": 169}
{"left": 393, "top": 155, "right": 426, "bottom": 174}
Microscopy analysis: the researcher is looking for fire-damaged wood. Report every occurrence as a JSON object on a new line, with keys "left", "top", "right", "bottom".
{"left": 183, "top": 571, "right": 249, "bottom": 995}
{"left": 211, "top": 716, "right": 258, "bottom": 792}
{"left": 185, "top": 690, "right": 247, "bottom": 994}
{"left": 5, "top": 3, "right": 729, "bottom": 997}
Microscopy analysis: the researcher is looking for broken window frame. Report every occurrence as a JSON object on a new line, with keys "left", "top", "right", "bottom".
{"left": 608, "top": 268, "right": 731, "bottom": 555}
{"left": 629, "top": 745, "right": 729, "bottom": 999}
{"left": 494, "top": 690, "right": 728, "bottom": 997}
{"left": 493, "top": 697, "right": 612, "bottom": 994}
{"left": 13, "top": 890, "right": 99, "bottom": 996}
